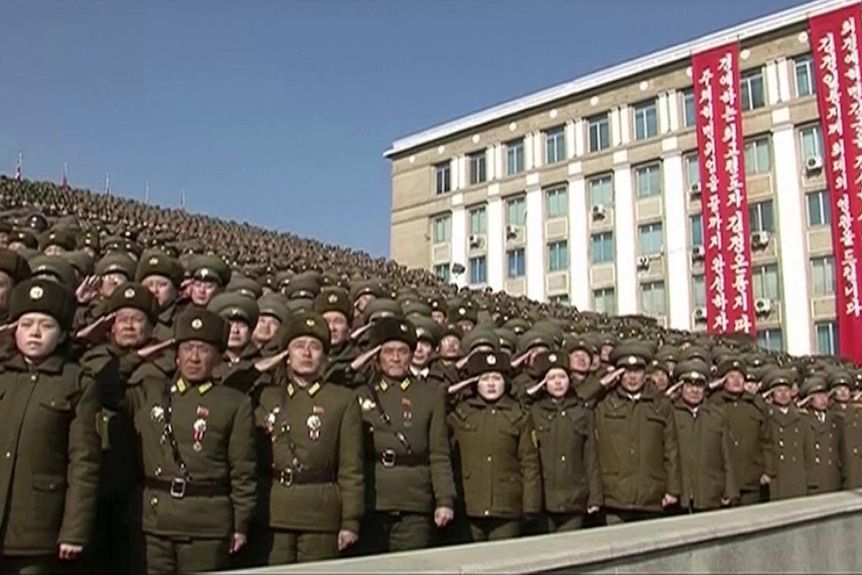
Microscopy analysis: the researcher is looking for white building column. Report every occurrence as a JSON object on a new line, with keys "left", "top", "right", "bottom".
{"left": 493, "top": 144, "right": 504, "bottom": 181}
{"left": 455, "top": 155, "right": 467, "bottom": 190}
{"left": 532, "top": 131, "right": 543, "bottom": 170}
{"left": 776, "top": 57, "right": 792, "bottom": 103}
{"left": 611, "top": 107, "right": 622, "bottom": 147}
{"left": 451, "top": 202, "right": 468, "bottom": 288}
{"left": 574, "top": 119, "right": 585, "bottom": 157}
{"left": 765, "top": 61, "right": 781, "bottom": 106}
{"left": 525, "top": 185, "right": 546, "bottom": 301}
{"left": 485, "top": 146, "right": 495, "bottom": 181}
{"left": 658, "top": 92, "right": 670, "bottom": 134}
{"left": 487, "top": 190, "right": 505, "bottom": 292}
{"left": 565, "top": 120, "right": 576, "bottom": 160}
{"left": 449, "top": 157, "right": 459, "bottom": 191}
{"left": 662, "top": 150, "right": 692, "bottom": 330}
{"left": 567, "top": 169, "right": 590, "bottom": 310}
{"left": 613, "top": 162, "right": 637, "bottom": 314}
{"left": 772, "top": 121, "right": 812, "bottom": 356}
{"left": 524, "top": 133, "right": 535, "bottom": 171}
{"left": 619, "top": 104, "right": 631, "bottom": 145}
{"left": 668, "top": 89, "right": 680, "bottom": 132}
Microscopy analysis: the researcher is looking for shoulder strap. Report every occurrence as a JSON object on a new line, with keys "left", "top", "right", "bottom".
{"left": 160, "top": 383, "right": 192, "bottom": 482}
{"left": 366, "top": 381, "right": 414, "bottom": 454}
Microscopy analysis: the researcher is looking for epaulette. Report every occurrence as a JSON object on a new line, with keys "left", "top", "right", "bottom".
{"left": 798, "top": 407, "right": 809, "bottom": 414}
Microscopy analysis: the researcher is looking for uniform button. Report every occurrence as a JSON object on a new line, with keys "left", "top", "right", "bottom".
{"left": 779, "top": 427, "right": 784, "bottom": 433}
{"left": 815, "top": 443, "right": 820, "bottom": 449}
{"left": 48, "top": 482, "right": 56, "bottom": 490}
{"left": 778, "top": 440, "right": 784, "bottom": 447}
{"left": 483, "top": 510, "right": 490, "bottom": 516}
{"left": 560, "top": 456, "right": 567, "bottom": 462}
{"left": 854, "top": 448, "right": 858, "bottom": 454}
{"left": 486, "top": 456, "right": 492, "bottom": 462}
{"left": 630, "top": 449, "right": 635, "bottom": 455}
{"left": 734, "top": 441, "right": 739, "bottom": 446}
{"left": 561, "top": 411, "right": 567, "bottom": 416}
{"left": 780, "top": 454, "right": 784, "bottom": 460}
{"left": 155, "top": 467, "right": 162, "bottom": 476}
{"left": 49, "top": 401, "right": 55, "bottom": 407}
{"left": 792, "top": 457, "right": 797, "bottom": 462}
{"left": 491, "top": 409, "right": 496, "bottom": 415}
{"left": 4, "top": 452, "right": 10, "bottom": 459}
{"left": 815, "top": 457, "right": 821, "bottom": 464}
{"left": 30, "top": 375, "right": 37, "bottom": 382}
{"left": 150, "top": 497, "right": 159, "bottom": 506}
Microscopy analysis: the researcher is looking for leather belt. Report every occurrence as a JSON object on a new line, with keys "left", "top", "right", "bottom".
{"left": 144, "top": 477, "right": 229, "bottom": 499}
{"left": 370, "top": 450, "right": 430, "bottom": 468}
{"left": 271, "top": 468, "right": 336, "bottom": 486}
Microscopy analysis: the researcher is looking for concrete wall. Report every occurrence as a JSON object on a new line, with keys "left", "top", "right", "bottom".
{"left": 223, "top": 491, "right": 862, "bottom": 574}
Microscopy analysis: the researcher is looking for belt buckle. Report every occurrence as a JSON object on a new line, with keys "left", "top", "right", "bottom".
{"left": 169, "top": 478, "right": 187, "bottom": 499}
{"left": 381, "top": 449, "right": 396, "bottom": 468}
{"left": 280, "top": 469, "right": 294, "bottom": 487}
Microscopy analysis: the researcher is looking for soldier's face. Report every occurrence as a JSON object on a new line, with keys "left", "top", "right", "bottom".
{"left": 8, "top": 241, "right": 25, "bottom": 252}
{"left": 43, "top": 245, "right": 65, "bottom": 256}
{"left": 412, "top": 340, "right": 433, "bottom": 368}
{"left": 743, "top": 380, "right": 761, "bottom": 396}
{"left": 724, "top": 371, "right": 745, "bottom": 394}
{"left": 834, "top": 385, "right": 851, "bottom": 402}
{"left": 141, "top": 275, "right": 177, "bottom": 308}
{"left": 227, "top": 320, "right": 251, "bottom": 351}
{"left": 545, "top": 368, "right": 571, "bottom": 398}
{"left": 681, "top": 382, "right": 705, "bottom": 406}
{"left": 261, "top": 286, "right": 274, "bottom": 296}
{"left": 252, "top": 315, "right": 280, "bottom": 347}
{"left": 15, "top": 313, "right": 63, "bottom": 359}
{"left": 431, "top": 311, "right": 446, "bottom": 325}
{"left": 600, "top": 345, "right": 614, "bottom": 362}
{"left": 323, "top": 311, "right": 348, "bottom": 346}
{"left": 0, "top": 233, "right": 8, "bottom": 248}
{"left": 811, "top": 391, "right": 829, "bottom": 411}
{"left": 111, "top": 308, "right": 152, "bottom": 349}
{"left": 650, "top": 371, "right": 669, "bottom": 392}
{"left": 99, "top": 273, "right": 127, "bottom": 299}
{"left": 569, "top": 350, "right": 591, "bottom": 373}
{"left": 771, "top": 385, "right": 793, "bottom": 406}
{"left": 457, "top": 320, "right": 474, "bottom": 334}
{"left": 0, "top": 272, "right": 13, "bottom": 311}
{"left": 190, "top": 280, "right": 219, "bottom": 306}
{"left": 620, "top": 368, "right": 645, "bottom": 393}
{"left": 477, "top": 372, "right": 505, "bottom": 401}
{"left": 176, "top": 341, "right": 220, "bottom": 383}
{"left": 379, "top": 341, "right": 412, "bottom": 379}
{"left": 438, "top": 335, "right": 460, "bottom": 360}
{"left": 287, "top": 336, "right": 325, "bottom": 377}
{"left": 82, "top": 246, "right": 97, "bottom": 259}
{"left": 355, "top": 294, "right": 374, "bottom": 315}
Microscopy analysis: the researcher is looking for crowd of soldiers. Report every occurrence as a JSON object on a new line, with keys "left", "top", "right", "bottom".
{"left": 0, "top": 176, "right": 859, "bottom": 575}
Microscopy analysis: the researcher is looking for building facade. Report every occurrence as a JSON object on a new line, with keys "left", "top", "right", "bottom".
{"left": 385, "top": 0, "right": 857, "bottom": 357}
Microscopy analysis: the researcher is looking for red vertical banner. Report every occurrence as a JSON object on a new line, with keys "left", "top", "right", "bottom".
{"left": 692, "top": 43, "right": 757, "bottom": 337}
{"left": 810, "top": 5, "right": 862, "bottom": 361}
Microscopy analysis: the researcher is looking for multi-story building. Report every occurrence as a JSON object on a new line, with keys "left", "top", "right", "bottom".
{"left": 385, "top": 0, "right": 855, "bottom": 357}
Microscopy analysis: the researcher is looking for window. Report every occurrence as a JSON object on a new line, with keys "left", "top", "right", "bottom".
{"left": 692, "top": 274, "right": 706, "bottom": 308}
{"left": 744, "top": 136, "right": 772, "bottom": 175}
{"left": 633, "top": 100, "right": 658, "bottom": 140}
{"left": 795, "top": 53, "right": 815, "bottom": 97}
{"left": 506, "top": 138, "right": 525, "bottom": 175}
{"left": 589, "top": 174, "right": 614, "bottom": 207}
{"left": 546, "top": 184, "right": 568, "bottom": 218}
{"left": 468, "top": 206, "right": 487, "bottom": 235}
{"left": 757, "top": 328, "right": 784, "bottom": 352}
{"left": 816, "top": 321, "right": 838, "bottom": 355}
{"left": 641, "top": 281, "right": 667, "bottom": 315}
{"left": 506, "top": 196, "right": 526, "bottom": 226}
{"left": 639, "top": 222, "right": 664, "bottom": 256}
{"left": 682, "top": 88, "right": 696, "bottom": 127}
{"left": 807, "top": 190, "right": 832, "bottom": 226}
{"left": 748, "top": 201, "right": 775, "bottom": 233}
{"left": 740, "top": 68, "right": 766, "bottom": 111}
{"left": 690, "top": 214, "right": 703, "bottom": 247}
{"left": 432, "top": 215, "right": 451, "bottom": 244}
{"left": 507, "top": 249, "right": 525, "bottom": 278}
{"left": 549, "top": 294, "right": 570, "bottom": 305}
{"left": 752, "top": 264, "right": 780, "bottom": 301}
{"left": 434, "top": 264, "right": 450, "bottom": 283}
{"left": 635, "top": 163, "right": 662, "bottom": 198}
{"left": 810, "top": 256, "right": 835, "bottom": 296}
{"left": 588, "top": 113, "right": 611, "bottom": 152}
{"left": 799, "top": 124, "right": 823, "bottom": 159}
{"left": 469, "top": 256, "right": 487, "bottom": 285}
{"left": 685, "top": 153, "right": 700, "bottom": 187}
{"left": 435, "top": 162, "right": 451, "bottom": 195}
{"left": 593, "top": 288, "right": 616, "bottom": 315}
{"left": 591, "top": 232, "right": 614, "bottom": 264}
{"left": 545, "top": 126, "right": 566, "bottom": 164}
{"left": 468, "top": 152, "right": 486, "bottom": 185}
{"left": 548, "top": 241, "right": 569, "bottom": 272}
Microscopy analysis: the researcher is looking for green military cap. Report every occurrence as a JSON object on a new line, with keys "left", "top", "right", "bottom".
{"left": 461, "top": 328, "right": 501, "bottom": 355}
{"left": 563, "top": 336, "right": 597, "bottom": 355}
{"left": 503, "top": 317, "right": 530, "bottom": 336}
{"left": 226, "top": 275, "right": 263, "bottom": 300}
{"left": 9, "top": 229, "right": 38, "bottom": 249}
{"left": 532, "top": 350, "right": 570, "bottom": 377}
{"left": 274, "top": 270, "right": 294, "bottom": 289}
{"left": 852, "top": 370, "right": 862, "bottom": 391}
{"left": 827, "top": 370, "right": 853, "bottom": 389}
{"left": 496, "top": 327, "right": 518, "bottom": 354}
{"left": 402, "top": 300, "right": 432, "bottom": 318}
{"left": 285, "top": 298, "right": 314, "bottom": 315}
{"left": 284, "top": 310, "right": 331, "bottom": 353}
{"left": 655, "top": 346, "right": 680, "bottom": 363}
{"left": 427, "top": 296, "right": 448, "bottom": 314}
{"left": 800, "top": 375, "right": 829, "bottom": 398}
{"left": 207, "top": 292, "right": 260, "bottom": 330}
{"left": 106, "top": 282, "right": 158, "bottom": 323}
{"left": 448, "top": 304, "right": 478, "bottom": 325}
{"left": 762, "top": 368, "right": 795, "bottom": 390}
{"left": 599, "top": 333, "right": 619, "bottom": 347}
{"left": 440, "top": 323, "right": 461, "bottom": 341}
{"left": 38, "top": 228, "right": 77, "bottom": 252}
{"left": 174, "top": 308, "right": 230, "bottom": 352}
{"left": 349, "top": 279, "right": 382, "bottom": 302}
{"left": 716, "top": 357, "right": 746, "bottom": 378}
{"left": 95, "top": 253, "right": 137, "bottom": 279}
{"left": 9, "top": 278, "right": 76, "bottom": 330}
{"left": 517, "top": 329, "right": 556, "bottom": 355}
{"left": 188, "top": 255, "right": 231, "bottom": 287}
{"left": 674, "top": 359, "right": 711, "bottom": 383}
{"left": 135, "top": 251, "right": 184, "bottom": 287}
{"left": 680, "top": 346, "right": 711, "bottom": 364}
{"left": 28, "top": 255, "right": 77, "bottom": 289}
{"left": 257, "top": 293, "right": 290, "bottom": 324}
{"left": 409, "top": 315, "right": 442, "bottom": 347}
{"left": 610, "top": 343, "right": 652, "bottom": 369}
{"left": 79, "top": 232, "right": 100, "bottom": 252}
{"left": 283, "top": 274, "right": 320, "bottom": 300}
{"left": 466, "top": 350, "right": 511, "bottom": 378}
{"left": 62, "top": 251, "right": 94, "bottom": 278}
{"left": 362, "top": 298, "right": 403, "bottom": 323}
{"left": 647, "top": 359, "right": 670, "bottom": 375}
{"left": 313, "top": 288, "right": 351, "bottom": 319}
{"left": 371, "top": 316, "right": 417, "bottom": 351}
{"left": 0, "top": 249, "right": 31, "bottom": 284}
{"left": 744, "top": 364, "right": 765, "bottom": 383}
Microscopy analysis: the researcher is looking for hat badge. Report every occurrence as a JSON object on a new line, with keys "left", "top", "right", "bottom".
{"left": 29, "top": 286, "right": 44, "bottom": 300}
{"left": 124, "top": 287, "right": 136, "bottom": 298}
{"left": 626, "top": 356, "right": 638, "bottom": 365}
{"left": 487, "top": 354, "right": 497, "bottom": 365}
{"left": 458, "top": 307, "right": 466, "bottom": 315}
{"left": 191, "top": 318, "right": 204, "bottom": 330}
{"left": 327, "top": 294, "right": 338, "bottom": 304}
{"left": 305, "top": 318, "right": 316, "bottom": 327}
{"left": 148, "top": 257, "right": 159, "bottom": 265}
{"left": 399, "top": 323, "right": 408, "bottom": 333}
{"left": 549, "top": 353, "right": 557, "bottom": 362}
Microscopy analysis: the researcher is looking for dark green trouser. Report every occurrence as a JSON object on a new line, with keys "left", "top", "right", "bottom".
{"left": 467, "top": 518, "right": 520, "bottom": 542}
{"left": 248, "top": 528, "right": 338, "bottom": 565}
{"left": 0, "top": 556, "right": 67, "bottom": 575}
{"left": 738, "top": 487, "right": 768, "bottom": 506}
{"left": 604, "top": 509, "right": 661, "bottom": 525}
{"left": 143, "top": 534, "right": 230, "bottom": 575}
{"left": 356, "top": 512, "right": 433, "bottom": 556}
{"left": 545, "top": 512, "right": 585, "bottom": 533}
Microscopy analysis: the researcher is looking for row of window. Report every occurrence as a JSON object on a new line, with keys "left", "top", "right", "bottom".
{"left": 434, "top": 241, "right": 571, "bottom": 284}
{"left": 434, "top": 55, "right": 818, "bottom": 195}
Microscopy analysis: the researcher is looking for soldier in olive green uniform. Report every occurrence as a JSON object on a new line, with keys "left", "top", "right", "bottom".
{"left": 528, "top": 351, "right": 602, "bottom": 532}
{"left": 801, "top": 377, "right": 843, "bottom": 495}
{"left": 186, "top": 255, "right": 231, "bottom": 309}
{"left": 354, "top": 317, "right": 456, "bottom": 554}
{"left": 593, "top": 343, "right": 681, "bottom": 524}
{"left": 407, "top": 316, "right": 448, "bottom": 387}
{"left": 565, "top": 337, "right": 607, "bottom": 407}
{"left": 827, "top": 370, "right": 862, "bottom": 488}
{"left": 448, "top": 351, "right": 542, "bottom": 542}
{"left": 0, "top": 250, "right": 31, "bottom": 324}
{"left": 136, "top": 252, "right": 185, "bottom": 342}
{"left": 315, "top": 289, "right": 359, "bottom": 388}
{"left": 671, "top": 360, "right": 738, "bottom": 512}
{"left": 121, "top": 309, "right": 257, "bottom": 574}
{"left": 251, "top": 312, "right": 364, "bottom": 564}
{"left": 208, "top": 292, "right": 264, "bottom": 395}
{"left": 764, "top": 368, "right": 812, "bottom": 500}
{"left": 0, "top": 279, "right": 101, "bottom": 574}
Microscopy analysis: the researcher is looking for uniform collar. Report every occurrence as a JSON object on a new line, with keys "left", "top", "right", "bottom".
{"left": 378, "top": 376, "right": 412, "bottom": 392}
{"left": 410, "top": 365, "right": 430, "bottom": 379}
{"left": 158, "top": 300, "right": 177, "bottom": 324}
{"left": 171, "top": 376, "right": 214, "bottom": 396}
{"left": 6, "top": 352, "right": 66, "bottom": 375}
{"left": 287, "top": 377, "right": 322, "bottom": 398}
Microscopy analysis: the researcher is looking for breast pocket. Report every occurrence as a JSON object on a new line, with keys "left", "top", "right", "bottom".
{"left": 36, "top": 396, "right": 74, "bottom": 438}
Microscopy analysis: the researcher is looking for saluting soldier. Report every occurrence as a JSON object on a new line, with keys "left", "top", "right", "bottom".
{"left": 528, "top": 351, "right": 602, "bottom": 532}
{"left": 314, "top": 289, "right": 358, "bottom": 388}
{"left": 186, "top": 255, "right": 231, "bottom": 308}
{"left": 827, "top": 370, "right": 862, "bottom": 488}
{"left": 406, "top": 315, "right": 447, "bottom": 387}
{"left": 252, "top": 293, "right": 289, "bottom": 353}
{"left": 120, "top": 308, "right": 257, "bottom": 574}
{"left": 764, "top": 368, "right": 811, "bottom": 500}
{"left": 354, "top": 317, "right": 456, "bottom": 554}
{"left": 800, "top": 376, "right": 843, "bottom": 495}
{"left": 0, "top": 279, "right": 101, "bottom": 574}
{"left": 208, "top": 292, "right": 263, "bottom": 394}
{"left": 251, "top": 311, "right": 364, "bottom": 564}
{"left": 0, "top": 249, "right": 31, "bottom": 324}
{"left": 136, "top": 252, "right": 185, "bottom": 342}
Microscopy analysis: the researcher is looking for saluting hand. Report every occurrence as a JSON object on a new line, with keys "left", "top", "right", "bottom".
{"left": 337, "top": 529, "right": 358, "bottom": 551}
{"left": 587, "top": 505, "right": 600, "bottom": 515}
{"left": 0, "top": 321, "right": 18, "bottom": 334}
{"left": 75, "top": 275, "right": 101, "bottom": 304}
{"left": 58, "top": 543, "right": 82, "bottom": 560}
{"left": 254, "top": 349, "right": 289, "bottom": 372}
{"left": 600, "top": 368, "right": 625, "bottom": 387}
{"left": 75, "top": 312, "right": 116, "bottom": 341}
{"left": 229, "top": 532, "right": 247, "bottom": 554}
{"left": 434, "top": 506, "right": 454, "bottom": 528}
{"left": 137, "top": 338, "right": 175, "bottom": 359}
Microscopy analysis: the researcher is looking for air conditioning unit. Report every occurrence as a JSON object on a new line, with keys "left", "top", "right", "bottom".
{"left": 637, "top": 255, "right": 651, "bottom": 270}
{"left": 693, "top": 307, "right": 708, "bottom": 322}
{"left": 505, "top": 225, "right": 520, "bottom": 239}
{"left": 591, "top": 204, "right": 607, "bottom": 220}
{"left": 805, "top": 155, "right": 823, "bottom": 174}
{"left": 751, "top": 231, "right": 770, "bottom": 248}
{"left": 690, "top": 182, "right": 701, "bottom": 196}
{"left": 468, "top": 234, "right": 483, "bottom": 248}
{"left": 691, "top": 245, "right": 705, "bottom": 261}
{"left": 755, "top": 298, "right": 772, "bottom": 315}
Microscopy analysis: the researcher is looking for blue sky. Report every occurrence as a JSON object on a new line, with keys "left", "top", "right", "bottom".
{"left": 0, "top": 0, "right": 808, "bottom": 257}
